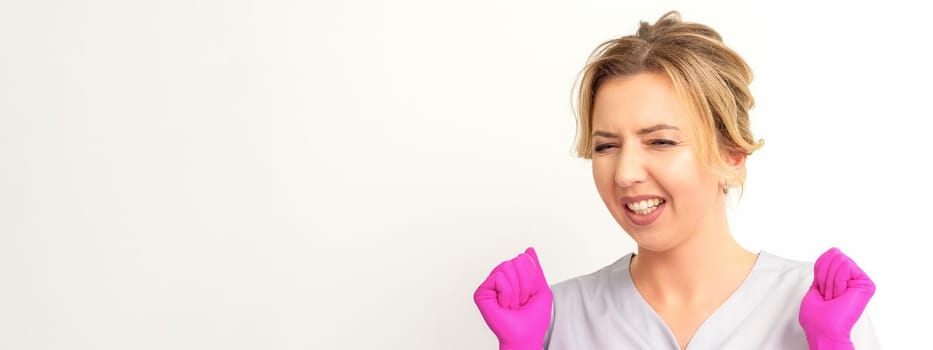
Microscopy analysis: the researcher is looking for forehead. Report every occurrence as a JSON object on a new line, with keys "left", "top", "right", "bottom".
{"left": 592, "top": 72, "right": 694, "bottom": 131}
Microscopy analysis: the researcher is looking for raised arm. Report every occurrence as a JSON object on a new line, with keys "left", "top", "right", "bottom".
{"left": 473, "top": 247, "right": 553, "bottom": 350}
{"left": 799, "top": 247, "right": 876, "bottom": 350}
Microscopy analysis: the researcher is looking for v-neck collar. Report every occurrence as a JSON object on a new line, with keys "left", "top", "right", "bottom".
{"left": 607, "top": 251, "right": 775, "bottom": 350}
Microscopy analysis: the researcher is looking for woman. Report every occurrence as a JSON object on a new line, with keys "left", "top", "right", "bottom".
{"left": 473, "top": 11, "right": 879, "bottom": 350}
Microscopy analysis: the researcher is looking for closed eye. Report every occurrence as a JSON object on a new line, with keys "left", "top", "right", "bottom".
{"left": 594, "top": 144, "right": 616, "bottom": 153}
{"left": 650, "top": 139, "right": 677, "bottom": 146}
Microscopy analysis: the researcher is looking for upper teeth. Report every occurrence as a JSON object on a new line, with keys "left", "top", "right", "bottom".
{"left": 626, "top": 198, "right": 663, "bottom": 211}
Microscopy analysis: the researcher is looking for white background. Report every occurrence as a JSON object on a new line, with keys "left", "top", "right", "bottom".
{"left": 2, "top": 0, "right": 930, "bottom": 349}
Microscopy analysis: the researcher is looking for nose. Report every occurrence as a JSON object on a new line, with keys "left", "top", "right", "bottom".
{"left": 614, "top": 144, "right": 647, "bottom": 188}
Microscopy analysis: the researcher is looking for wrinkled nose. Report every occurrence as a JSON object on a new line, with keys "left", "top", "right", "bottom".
{"left": 614, "top": 146, "right": 647, "bottom": 188}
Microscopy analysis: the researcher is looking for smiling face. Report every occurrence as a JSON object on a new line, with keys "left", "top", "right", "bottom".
{"left": 591, "top": 72, "right": 734, "bottom": 252}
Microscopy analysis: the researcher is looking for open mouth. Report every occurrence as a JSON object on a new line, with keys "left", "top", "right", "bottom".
{"left": 625, "top": 198, "right": 665, "bottom": 215}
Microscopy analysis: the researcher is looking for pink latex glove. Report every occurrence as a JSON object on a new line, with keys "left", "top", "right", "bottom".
{"left": 473, "top": 247, "right": 553, "bottom": 350}
{"left": 798, "top": 247, "right": 876, "bottom": 350}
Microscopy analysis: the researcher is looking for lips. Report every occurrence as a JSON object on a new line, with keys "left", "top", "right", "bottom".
{"left": 620, "top": 195, "right": 666, "bottom": 226}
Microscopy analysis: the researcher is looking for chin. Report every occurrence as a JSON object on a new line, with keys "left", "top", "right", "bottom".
{"left": 612, "top": 208, "right": 680, "bottom": 253}
{"left": 623, "top": 227, "right": 682, "bottom": 253}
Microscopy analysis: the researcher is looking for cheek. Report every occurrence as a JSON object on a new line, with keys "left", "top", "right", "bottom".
{"left": 662, "top": 153, "right": 718, "bottom": 198}
{"left": 592, "top": 162, "right": 616, "bottom": 195}
{"left": 669, "top": 149, "right": 696, "bottom": 173}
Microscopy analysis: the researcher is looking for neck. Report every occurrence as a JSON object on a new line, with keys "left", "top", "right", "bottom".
{"left": 629, "top": 210, "right": 757, "bottom": 305}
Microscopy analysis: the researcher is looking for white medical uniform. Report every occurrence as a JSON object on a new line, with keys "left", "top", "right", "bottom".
{"left": 543, "top": 251, "right": 880, "bottom": 349}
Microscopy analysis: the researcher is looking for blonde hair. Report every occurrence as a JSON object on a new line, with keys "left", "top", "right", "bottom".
{"left": 573, "top": 11, "right": 764, "bottom": 195}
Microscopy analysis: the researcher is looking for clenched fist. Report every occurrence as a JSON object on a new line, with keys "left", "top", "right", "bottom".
{"left": 473, "top": 247, "right": 553, "bottom": 350}
{"left": 799, "top": 247, "right": 876, "bottom": 350}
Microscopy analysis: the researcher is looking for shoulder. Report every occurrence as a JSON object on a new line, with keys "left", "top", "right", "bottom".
{"left": 544, "top": 253, "right": 636, "bottom": 348}
{"left": 548, "top": 253, "right": 633, "bottom": 301}
{"left": 755, "top": 250, "right": 813, "bottom": 284}
{"left": 742, "top": 251, "right": 816, "bottom": 310}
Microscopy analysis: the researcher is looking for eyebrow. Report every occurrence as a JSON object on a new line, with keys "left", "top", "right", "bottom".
{"left": 592, "top": 124, "right": 680, "bottom": 138}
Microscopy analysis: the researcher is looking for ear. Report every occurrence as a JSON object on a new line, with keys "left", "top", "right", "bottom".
{"left": 718, "top": 150, "right": 746, "bottom": 194}
{"left": 721, "top": 149, "right": 746, "bottom": 172}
